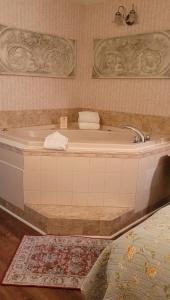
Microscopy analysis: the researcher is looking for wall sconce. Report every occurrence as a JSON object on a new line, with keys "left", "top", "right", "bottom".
{"left": 114, "top": 4, "right": 137, "bottom": 25}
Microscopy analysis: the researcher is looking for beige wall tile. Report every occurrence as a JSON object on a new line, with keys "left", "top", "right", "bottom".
{"left": 41, "top": 156, "right": 57, "bottom": 172}
{"left": 141, "top": 156, "right": 157, "bottom": 171}
{"left": 72, "top": 192, "right": 89, "bottom": 206}
{"left": 24, "top": 171, "right": 41, "bottom": 191}
{"left": 41, "top": 171, "right": 57, "bottom": 191}
{"left": 122, "top": 159, "right": 139, "bottom": 173}
{"left": 73, "top": 172, "right": 89, "bottom": 192}
{"left": 104, "top": 172, "right": 121, "bottom": 194}
{"left": 89, "top": 173, "right": 105, "bottom": 193}
{"left": 41, "top": 191, "right": 57, "bottom": 205}
{"left": 87, "top": 193, "right": 103, "bottom": 206}
{"left": 56, "top": 172, "right": 73, "bottom": 191}
{"left": 24, "top": 156, "right": 41, "bottom": 171}
{"left": 89, "top": 158, "right": 106, "bottom": 173}
{"left": 105, "top": 158, "right": 122, "bottom": 173}
{"left": 24, "top": 191, "right": 41, "bottom": 204}
{"left": 103, "top": 193, "right": 120, "bottom": 207}
{"left": 73, "top": 157, "right": 90, "bottom": 172}
{"left": 121, "top": 172, "right": 138, "bottom": 194}
{"left": 120, "top": 159, "right": 139, "bottom": 193}
{"left": 119, "top": 194, "right": 136, "bottom": 207}
{"left": 57, "top": 157, "right": 75, "bottom": 172}
{"left": 144, "top": 168, "right": 156, "bottom": 190}
{"left": 135, "top": 154, "right": 166, "bottom": 212}
{"left": 56, "top": 192, "right": 72, "bottom": 205}
{"left": 135, "top": 190, "right": 150, "bottom": 212}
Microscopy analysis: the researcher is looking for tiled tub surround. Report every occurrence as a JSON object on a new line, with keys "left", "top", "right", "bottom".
{"left": 0, "top": 126, "right": 170, "bottom": 235}
{"left": 0, "top": 109, "right": 78, "bottom": 129}
{"left": 0, "top": 109, "right": 170, "bottom": 135}
{"left": 23, "top": 147, "right": 170, "bottom": 213}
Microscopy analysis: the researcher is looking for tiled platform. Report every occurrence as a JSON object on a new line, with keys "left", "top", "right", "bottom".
{"left": 24, "top": 204, "right": 134, "bottom": 236}
{"left": 1, "top": 197, "right": 168, "bottom": 236}
{"left": 0, "top": 197, "right": 134, "bottom": 236}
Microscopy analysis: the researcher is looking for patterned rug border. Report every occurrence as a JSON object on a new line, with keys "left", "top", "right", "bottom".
{"left": 1, "top": 234, "right": 112, "bottom": 289}
{"left": 1, "top": 235, "right": 26, "bottom": 286}
{"left": 0, "top": 235, "right": 81, "bottom": 290}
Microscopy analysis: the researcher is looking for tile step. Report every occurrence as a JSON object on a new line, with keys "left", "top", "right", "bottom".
{"left": 24, "top": 204, "right": 134, "bottom": 236}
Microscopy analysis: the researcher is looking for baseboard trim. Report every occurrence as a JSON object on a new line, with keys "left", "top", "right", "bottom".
{"left": 0, "top": 205, "right": 46, "bottom": 235}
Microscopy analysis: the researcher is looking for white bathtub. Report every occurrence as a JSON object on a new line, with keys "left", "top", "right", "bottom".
{"left": 0, "top": 125, "right": 169, "bottom": 153}
{"left": 0, "top": 124, "right": 169, "bottom": 221}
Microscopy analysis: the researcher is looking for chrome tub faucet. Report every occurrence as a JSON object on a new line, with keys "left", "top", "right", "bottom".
{"left": 120, "top": 125, "right": 150, "bottom": 143}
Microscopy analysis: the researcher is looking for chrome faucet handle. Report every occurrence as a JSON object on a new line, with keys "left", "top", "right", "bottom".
{"left": 145, "top": 134, "right": 150, "bottom": 141}
{"left": 133, "top": 135, "right": 141, "bottom": 143}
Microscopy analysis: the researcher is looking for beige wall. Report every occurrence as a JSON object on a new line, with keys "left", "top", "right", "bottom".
{"left": 0, "top": 0, "right": 82, "bottom": 111}
{"left": 0, "top": 0, "right": 170, "bottom": 117}
{"left": 79, "top": 0, "right": 170, "bottom": 116}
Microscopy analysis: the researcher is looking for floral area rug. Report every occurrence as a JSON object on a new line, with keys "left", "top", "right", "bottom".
{"left": 2, "top": 235, "right": 112, "bottom": 289}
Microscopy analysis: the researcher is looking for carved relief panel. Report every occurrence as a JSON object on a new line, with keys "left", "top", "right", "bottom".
{"left": 0, "top": 24, "right": 76, "bottom": 78}
{"left": 93, "top": 31, "right": 170, "bottom": 78}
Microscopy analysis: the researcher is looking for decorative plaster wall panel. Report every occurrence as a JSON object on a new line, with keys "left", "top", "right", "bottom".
{"left": 93, "top": 31, "right": 170, "bottom": 78}
{"left": 0, "top": 24, "right": 76, "bottom": 78}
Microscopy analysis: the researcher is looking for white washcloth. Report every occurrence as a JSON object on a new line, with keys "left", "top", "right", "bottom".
{"left": 78, "top": 122, "right": 100, "bottom": 130}
{"left": 44, "top": 132, "right": 68, "bottom": 150}
{"left": 78, "top": 111, "right": 100, "bottom": 123}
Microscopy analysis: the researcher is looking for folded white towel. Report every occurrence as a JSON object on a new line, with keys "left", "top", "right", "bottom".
{"left": 78, "top": 122, "right": 100, "bottom": 130}
{"left": 78, "top": 111, "right": 100, "bottom": 123}
{"left": 44, "top": 132, "right": 68, "bottom": 150}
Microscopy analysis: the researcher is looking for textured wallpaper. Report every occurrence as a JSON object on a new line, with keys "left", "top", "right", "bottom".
{"left": 0, "top": 0, "right": 82, "bottom": 111}
{"left": 0, "top": 0, "right": 170, "bottom": 117}
{"left": 79, "top": 0, "right": 170, "bottom": 116}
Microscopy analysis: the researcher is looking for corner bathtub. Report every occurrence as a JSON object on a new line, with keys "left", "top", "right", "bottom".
{"left": 0, "top": 124, "right": 168, "bottom": 154}
{"left": 0, "top": 124, "right": 170, "bottom": 233}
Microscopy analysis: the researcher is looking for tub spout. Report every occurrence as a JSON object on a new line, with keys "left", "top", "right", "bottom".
{"left": 120, "top": 125, "right": 149, "bottom": 143}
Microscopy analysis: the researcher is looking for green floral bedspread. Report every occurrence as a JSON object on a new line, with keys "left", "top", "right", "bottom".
{"left": 81, "top": 204, "right": 170, "bottom": 300}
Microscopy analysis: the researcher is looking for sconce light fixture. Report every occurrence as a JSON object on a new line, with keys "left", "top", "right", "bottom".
{"left": 114, "top": 4, "right": 137, "bottom": 25}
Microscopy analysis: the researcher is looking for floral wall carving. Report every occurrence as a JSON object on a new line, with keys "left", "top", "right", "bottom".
{"left": 0, "top": 24, "right": 76, "bottom": 78}
{"left": 93, "top": 31, "right": 170, "bottom": 78}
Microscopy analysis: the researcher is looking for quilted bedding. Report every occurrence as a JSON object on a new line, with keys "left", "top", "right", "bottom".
{"left": 82, "top": 204, "right": 170, "bottom": 300}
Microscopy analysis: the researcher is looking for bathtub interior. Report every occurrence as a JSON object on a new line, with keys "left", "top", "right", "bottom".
{"left": 0, "top": 125, "right": 169, "bottom": 150}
